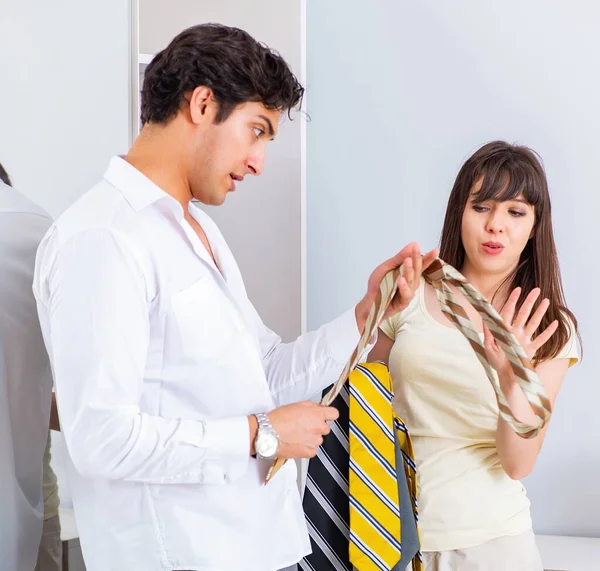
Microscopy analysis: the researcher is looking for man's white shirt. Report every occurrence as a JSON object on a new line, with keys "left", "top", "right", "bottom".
{"left": 33, "top": 157, "right": 370, "bottom": 571}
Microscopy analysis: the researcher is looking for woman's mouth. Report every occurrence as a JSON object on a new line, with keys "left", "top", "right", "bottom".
{"left": 481, "top": 241, "right": 504, "bottom": 255}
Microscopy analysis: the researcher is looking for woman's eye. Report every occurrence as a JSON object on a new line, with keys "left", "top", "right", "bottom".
{"left": 472, "top": 204, "right": 488, "bottom": 212}
{"left": 509, "top": 210, "right": 526, "bottom": 217}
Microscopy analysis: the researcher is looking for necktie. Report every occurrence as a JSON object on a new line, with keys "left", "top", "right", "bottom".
{"left": 422, "top": 259, "right": 552, "bottom": 437}
{"left": 348, "top": 363, "right": 403, "bottom": 570}
{"left": 300, "top": 363, "right": 421, "bottom": 571}
{"left": 279, "top": 258, "right": 551, "bottom": 571}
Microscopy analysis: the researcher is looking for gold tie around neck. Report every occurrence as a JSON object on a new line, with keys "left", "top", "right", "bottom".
{"left": 265, "top": 258, "right": 551, "bottom": 484}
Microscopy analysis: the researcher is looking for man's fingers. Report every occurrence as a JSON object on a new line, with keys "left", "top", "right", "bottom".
{"left": 395, "top": 275, "right": 412, "bottom": 301}
{"left": 321, "top": 405, "right": 339, "bottom": 422}
{"left": 403, "top": 257, "right": 414, "bottom": 289}
{"left": 413, "top": 248, "right": 423, "bottom": 288}
{"left": 411, "top": 243, "right": 421, "bottom": 284}
{"left": 385, "top": 242, "right": 418, "bottom": 270}
{"left": 304, "top": 444, "right": 318, "bottom": 458}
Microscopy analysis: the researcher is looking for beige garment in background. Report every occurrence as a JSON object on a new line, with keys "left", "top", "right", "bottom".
{"left": 34, "top": 515, "right": 62, "bottom": 571}
{"left": 35, "top": 432, "right": 62, "bottom": 571}
{"left": 42, "top": 431, "right": 60, "bottom": 521}
{"left": 422, "top": 530, "right": 543, "bottom": 571}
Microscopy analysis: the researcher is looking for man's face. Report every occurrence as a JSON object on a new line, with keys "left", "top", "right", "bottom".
{"left": 187, "top": 95, "right": 280, "bottom": 206}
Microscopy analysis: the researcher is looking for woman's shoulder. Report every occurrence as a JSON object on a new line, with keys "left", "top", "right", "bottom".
{"left": 554, "top": 313, "right": 581, "bottom": 367}
{"left": 379, "top": 276, "right": 425, "bottom": 339}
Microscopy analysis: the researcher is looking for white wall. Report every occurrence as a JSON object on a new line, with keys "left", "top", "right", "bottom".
{"left": 0, "top": 0, "right": 133, "bottom": 499}
{"left": 0, "top": 0, "right": 132, "bottom": 217}
{"left": 307, "top": 1, "right": 600, "bottom": 537}
{"left": 1, "top": 2, "right": 132, "bottom": 569}
{"left": 139, "top": 0, "right": 305, "bottom": 342}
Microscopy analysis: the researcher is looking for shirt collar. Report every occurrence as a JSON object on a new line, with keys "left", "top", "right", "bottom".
{"left": 103, "top": 156, "right": 180, "bottom": 214}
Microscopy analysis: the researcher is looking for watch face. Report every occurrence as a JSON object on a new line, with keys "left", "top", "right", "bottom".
{"left": 256, "top": 430, "right": 279, "bottom": 458}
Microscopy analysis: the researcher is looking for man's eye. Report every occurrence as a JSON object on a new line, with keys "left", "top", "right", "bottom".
{"left": 253, "top": 127, "right": 264, "bottom": 138}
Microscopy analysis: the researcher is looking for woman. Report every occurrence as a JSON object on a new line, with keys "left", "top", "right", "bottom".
{"left": 369, "top": 141, "right": 581, "bottom": 570}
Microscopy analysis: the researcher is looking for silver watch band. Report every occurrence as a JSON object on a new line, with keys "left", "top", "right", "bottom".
{"left": 255, "top": 412, "right": 272, "bottom": 430}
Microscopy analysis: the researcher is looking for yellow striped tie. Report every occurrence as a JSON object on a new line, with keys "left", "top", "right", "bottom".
{"left": 349, "top": 363, "right": 401, "bottom": 569}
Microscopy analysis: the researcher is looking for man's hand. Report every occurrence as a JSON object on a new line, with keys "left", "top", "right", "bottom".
{"left": 267, "top": 401, "right": 339, "bottom": 459}
{"left": 355, "top": 243, "right": 439, "bottom": 334}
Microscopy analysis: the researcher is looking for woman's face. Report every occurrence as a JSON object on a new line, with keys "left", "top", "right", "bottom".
{"left": 460, "top": 178, "right": 536, "bottom": 279}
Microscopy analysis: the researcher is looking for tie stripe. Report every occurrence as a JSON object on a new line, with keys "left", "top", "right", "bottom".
{"left": 350, "top": 384, "right": 395, "bottom": 442}
{"left": 356, "top": 363, "right": 395, "bottom": 401}
{"left": 349, "top": 495, "right": 402, "bottom": 550}
{"left": 349, "top": 458, "right": 399, "bottom": 515}
{"left": 349, "top": 423, "right": 395, "bottom": 478}
{"left": 349, "top": 364, "right": 402, "bottom": 570}
{"left": 349, "top": 529, "right": 391, "bottom": 571}
{"left": 424, "top": 259, "right": 551, "bottom": 438}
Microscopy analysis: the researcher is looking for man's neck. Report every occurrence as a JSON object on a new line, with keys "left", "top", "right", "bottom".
{"left": 124, "top": 125, "right": 192, "bottom": 209}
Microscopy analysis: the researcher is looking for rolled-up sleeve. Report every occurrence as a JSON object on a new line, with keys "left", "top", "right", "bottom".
{"left": 35, "top": 228, "right": 249, "bottom": 484}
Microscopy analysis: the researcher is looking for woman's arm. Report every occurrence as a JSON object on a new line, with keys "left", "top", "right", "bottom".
{"left": 367, "top": 329, "right": 395, "bottom": 365}
{"left": 495, "top": 358, "right": 569, "bottom": 479}
{"left": 482, "top": 286, "right": 574, "bottom": 479}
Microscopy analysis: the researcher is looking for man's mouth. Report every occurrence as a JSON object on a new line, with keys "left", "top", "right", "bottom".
{"left": 229, "top": 173, "right": 243, "bottom": 191}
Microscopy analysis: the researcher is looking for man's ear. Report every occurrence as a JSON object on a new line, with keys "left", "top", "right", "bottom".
{"left": 188, "top": 86, "right": 218, "bottom": 125}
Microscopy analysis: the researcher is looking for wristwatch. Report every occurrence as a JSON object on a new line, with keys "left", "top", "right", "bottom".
{"left": 253, "top": 412, "right": 279, "bottom": 460}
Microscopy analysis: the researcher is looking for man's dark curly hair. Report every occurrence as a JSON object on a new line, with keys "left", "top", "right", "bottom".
{"left": 140, "top": 23, "right": 304, "bottom": 125}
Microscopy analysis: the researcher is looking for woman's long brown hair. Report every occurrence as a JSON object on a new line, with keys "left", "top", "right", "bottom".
{"left": 439, "top": 141, "right": 581, "bottom": 364}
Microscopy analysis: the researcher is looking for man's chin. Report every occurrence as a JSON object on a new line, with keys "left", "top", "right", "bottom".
{"left": 210, "top": 192, "right": 228, "bottom": 207}
{"left": 217, "top": 190, "right": 230, "bottom": 204}
{"left": 193, "top": 192, "right": 227, "bottom": 207}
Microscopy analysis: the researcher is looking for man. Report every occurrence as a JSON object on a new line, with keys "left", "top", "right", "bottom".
{"left": 0, "top": 163, "right": 57, "bottom": 571}
{"left": 33, "top": 24, "right": 436, "bottom": 571}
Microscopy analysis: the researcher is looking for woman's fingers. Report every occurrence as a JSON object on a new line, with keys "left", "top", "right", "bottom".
{"left": 513, "top": 288, "right": 541, "bottom": 330}
{"left": 501, "top": 287, "right": 521, "bottom": 325}
{"left": 524, "top": 297, "right": 550, "bottom": 338}
{"left": 530, "top": 320, "right": 559, "bottom": 353}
